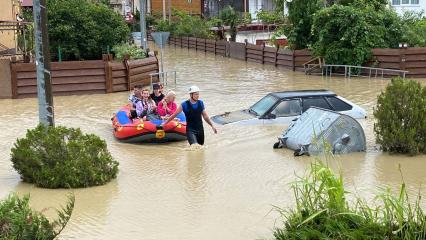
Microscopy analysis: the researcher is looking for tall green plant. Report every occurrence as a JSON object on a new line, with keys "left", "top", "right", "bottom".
{"left": 273, "top": 161, "right": 426, "bottom": 239}
{"left": 374, "top": 77, "right": 426, "bottom": 155}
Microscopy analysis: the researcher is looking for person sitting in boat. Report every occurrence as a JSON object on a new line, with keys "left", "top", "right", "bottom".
{"left": 157, "top": 90, "right": 177, "bottom": 119}
{"left": 150, "top": 83, "right": 165, "bottom": 105}
{"left": 135, "top": 88, "right": 158, "bottom": 120}
{"left": 129, "top": 84, "right": 142, "bottom": 119}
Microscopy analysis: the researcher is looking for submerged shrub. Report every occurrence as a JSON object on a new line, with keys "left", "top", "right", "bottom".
{"left": 273, "top": 161, "right": 426, "bottom": 239}
{"left": 11, "top": 124, "right": 119, "bottom": 188}
{"left": 374, "top": 77, "right": 426, "bottom": 155}
{"left": 0, "top": 193, "right": 74, "bottom": 239}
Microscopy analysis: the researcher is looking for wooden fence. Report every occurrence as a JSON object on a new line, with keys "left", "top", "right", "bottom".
{"left": 169, "top": 36, "right": 426, "bottom": 78}
{"left": 10, "top": 56, "right": 159, "bottom": 99}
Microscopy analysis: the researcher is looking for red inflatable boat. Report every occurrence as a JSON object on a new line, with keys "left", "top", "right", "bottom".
{"left": 112, "top": 105, "right": 187, "bottom": 143}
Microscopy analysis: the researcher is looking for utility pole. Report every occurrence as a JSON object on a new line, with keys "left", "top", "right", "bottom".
{"left": 33, "top": 0, "right": 54, "bottom": 126}
{"left": 140, "top": 0, "right": 147, "bottom": 50}
{"left": 168, "top": 0, "right": 171, "bottom": 21}
{"left": 162, "top": 0, "right": 166, "bottom": 21}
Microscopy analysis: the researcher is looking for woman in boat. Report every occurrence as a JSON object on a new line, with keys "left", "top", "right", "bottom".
{"left": 157, "top": 90, "right": 177, "bottom": 119}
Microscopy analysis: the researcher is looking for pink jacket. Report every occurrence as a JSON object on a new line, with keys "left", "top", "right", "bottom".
{"left": 157, "top": 101, "right": 177, "bottom": 116}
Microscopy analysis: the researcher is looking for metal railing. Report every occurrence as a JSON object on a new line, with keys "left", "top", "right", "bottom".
{"left": 149, "top": 71, "right": 177, "bottom": 88}
{"left": 321, "top": 64, "right": 408, "bottom": 79}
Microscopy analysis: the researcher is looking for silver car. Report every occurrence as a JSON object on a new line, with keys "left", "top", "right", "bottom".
{"left": 212, "top": 90, "right": 367, "bottom": 125}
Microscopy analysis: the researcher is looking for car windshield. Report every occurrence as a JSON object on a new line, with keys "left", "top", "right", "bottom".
{"left": 249, "top": 95, "right": 278, "bottom": 116}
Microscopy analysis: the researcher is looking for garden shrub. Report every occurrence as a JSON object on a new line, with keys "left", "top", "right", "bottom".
{"left": 47, "top": 0, "right": 130, "bottom": 61}
{"left": 11, "top": 124, "right": 119, "bottom": 188}
{"left": 0, "top": 193, "right": 74, "bottom": 240}
{"left": 374, "top": 77, "right": 426, "bottom": 155}
{"left": 112, "top": 43, "right": 146, "bottom": 61}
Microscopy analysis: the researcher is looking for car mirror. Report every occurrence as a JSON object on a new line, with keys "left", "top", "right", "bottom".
{"left": 261, "top": 113, "right": 276, "bottom": 119}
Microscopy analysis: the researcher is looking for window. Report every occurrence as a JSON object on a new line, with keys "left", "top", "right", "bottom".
{"left": 250, "top": 95, "right": 278, "bottom": 116}
{"left": 411, "top": 0, "right": 419, "bottom": 4}
{"left": 302, "top": 97, "right": 332, "bottom": 112}
{"left": 271, "top": 99, "right": 301, "bottom": 117}
{"left": 326, "top": 97, "right": 352, "bottom": 111}
{"left": 392, "top": 0, "right": 400, "bottom": 5}
{"left": 402, "top": 0, "right": 409, "bottom": 4}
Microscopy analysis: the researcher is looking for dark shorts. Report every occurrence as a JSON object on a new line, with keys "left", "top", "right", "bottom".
{"left": 186, "top": 128, "right": 204, "bottom": 145}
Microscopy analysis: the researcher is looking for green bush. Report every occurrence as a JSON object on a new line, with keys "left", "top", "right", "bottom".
{"left": 11, "top": 124, "right": 119, "bottom": 188}
{"left": 273, "top": 161, "right": 426, "bottom": 239}
{"left": 256, "top": 9, "right": 285, "bottom": 24}
{"left": 172, "top": 11, "right": 213, "bottom": 39}
{"left": 0, "top": 193, "right": 74, "bottom": 239}
{"left": 47, "top": 0, "right": 130, "bottom": 61}
{"left": 374, "top": 77, "right": 426, "bottom": 155}
{"left": 311, "top": 4, "right": 403, "bottom": 66}
{"left": 112, "top": 43, "right": 146, "bottom": 61}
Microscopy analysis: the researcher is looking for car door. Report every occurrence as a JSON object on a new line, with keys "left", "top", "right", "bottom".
{"left": 261, "top": 99, "right": 302, "bottom": 125}
{"left": 301, "top": 96, "right": 333, "bottom": 112}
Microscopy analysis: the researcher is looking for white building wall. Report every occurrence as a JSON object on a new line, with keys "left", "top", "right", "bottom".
{"left": 391, "top": 0, "right": 426, "bottom": 15}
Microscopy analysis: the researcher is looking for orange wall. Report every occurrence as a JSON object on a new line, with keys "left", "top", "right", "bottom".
{"left": 150, "top": 0, "right": 202, "bottom": 15}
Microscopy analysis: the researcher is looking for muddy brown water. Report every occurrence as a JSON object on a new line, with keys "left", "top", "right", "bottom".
{"left": 1, "top": 45, "right": 425, "bottom": 239}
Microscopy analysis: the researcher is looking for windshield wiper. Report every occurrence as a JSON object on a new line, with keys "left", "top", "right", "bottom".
{"left": 248, "top": 108, "right": 258, "bottom": 116}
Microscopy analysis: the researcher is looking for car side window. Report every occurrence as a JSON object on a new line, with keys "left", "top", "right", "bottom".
{"left": 302, "top": 97, "right": 332, "bottom": 112}
{"left": 271, "top": 99, "right": 301, "bottom": 117}
{"left": 326, "top": 97, "right": 352, "bottom": 111}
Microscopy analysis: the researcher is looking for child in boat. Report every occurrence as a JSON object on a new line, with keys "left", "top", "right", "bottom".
{"left": 129, "top": 85, "right": 142, "bottom": 119}
{"left": 157, "top": 90, "right": 177, "bottom": 119}
{"left": 135, "top": 88, "right": 158, "bottom": 120}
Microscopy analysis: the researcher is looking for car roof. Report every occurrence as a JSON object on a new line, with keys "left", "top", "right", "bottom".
{"left": 269, "top": 90, "right": 337, "bottom": 99}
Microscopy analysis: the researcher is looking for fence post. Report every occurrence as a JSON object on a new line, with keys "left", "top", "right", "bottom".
{"left": 400, "top": 47, "right": 407, "bottom": 73}
{"left": 244, "top": 39, "right": 248, "bottom": 61}
{"left": 10, "top": 63, "right": 18, "bottom": 99}
{"left": 214, "top": 40, "right": 217, "bottom": 55}
{"left": 104, "top": 59, "right": 113, "bottom": 93}
{"left": 274, "top": 46, "right": 278, "bottom": 67}
{"left": 292, "top": 50, "right": 296, "bottom": 71}
{"left": 261, "top": 43, "right": 265, "bottom": 64}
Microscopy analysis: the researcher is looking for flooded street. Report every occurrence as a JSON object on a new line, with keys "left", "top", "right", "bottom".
{"left": 1, "top": 45, "right": 426, "bottom": 239}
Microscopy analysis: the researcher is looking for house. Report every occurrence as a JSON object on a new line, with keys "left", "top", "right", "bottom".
{"left": 391, "top": 0, "right": 426, "bottom": 15}
{"left": 0, "top": 0, "right": 22, "bottom": 54}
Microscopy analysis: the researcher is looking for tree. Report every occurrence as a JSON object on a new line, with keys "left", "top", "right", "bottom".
{"left": 219, "top": 6, "right": 240, "bottom": 41}
{"left": 47, "top": 0, "right": 130, "bottom": 60}
{"left": 283, "top": 0, "right": 323, "bottom": 49}
{"left": 311, "top": 4, "right": 403, "bottom": 65}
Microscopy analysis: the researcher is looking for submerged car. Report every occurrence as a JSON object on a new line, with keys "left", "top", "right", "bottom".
{"left": 211, "top": 90, "right": 367, "bottom": 125}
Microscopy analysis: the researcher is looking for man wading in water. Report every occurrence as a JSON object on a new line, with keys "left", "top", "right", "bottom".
{"left": 162, "top": 86, "right": 217, "bottom": 145}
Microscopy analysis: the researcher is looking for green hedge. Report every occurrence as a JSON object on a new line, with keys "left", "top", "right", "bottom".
{"left": 0, "top": 193, "right": 74, "bottom": 239}
{"left": 11, "top": 124, "right": 119, "bottom": 188}
{"left": 374, "top": 78, "right": 426, "bottom": 155}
